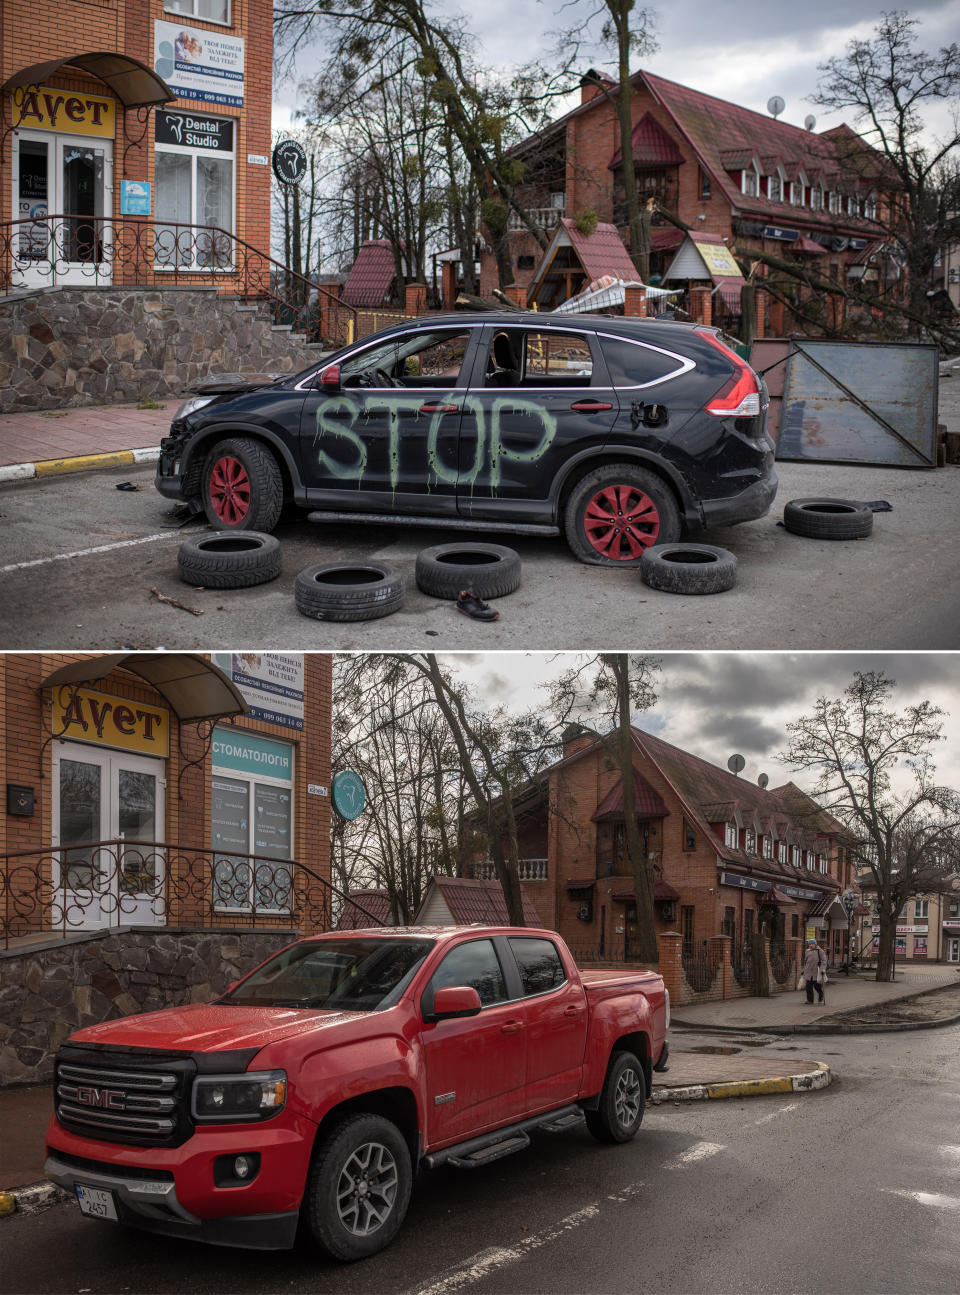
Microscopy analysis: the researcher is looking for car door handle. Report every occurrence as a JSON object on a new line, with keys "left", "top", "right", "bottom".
{"left": 419, "top": 403, "right": 460, "bottom": 413}
{"left": 570, "top": 400, "right": 613, "bottom": 412}
{"left": 563, "top": 1005, "right": 584, "bottom": 1018}
{"left": 501, "top": 1020, "right": 524, "bottom": 1034}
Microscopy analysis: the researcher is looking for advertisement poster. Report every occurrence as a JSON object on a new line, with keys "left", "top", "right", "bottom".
{"left": 213, "top": 653, "right": 304, "bottom": 729}
{"left": 153, "top": 20, "right": 244, "bottom": 107}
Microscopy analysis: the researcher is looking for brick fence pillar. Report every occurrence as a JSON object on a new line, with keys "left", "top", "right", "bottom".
{"left": 657, "top": 931, "right": 683, "bottom": 1005}
{"left": 405, "top": 283, "right": 428, "bottom": 315}
{"left": 623, "top": 285, "right": 647, "bottom": 317}
{"left": 689, "top": 286, "right": 712, "bottom": 326}
{"left": 504, "top": 284, "right": 527, "bottom": 309}
{"left": 709, "top": 935, "right": 732, "bottom": 999}
{"left": 755, "top": 286, "right": 767, "bottom": 339}
{"left": 767, "top": 298, "right": 784, "bottom": 336}
{"left": 441, "top": 262, "right": 457, "bottom": 311}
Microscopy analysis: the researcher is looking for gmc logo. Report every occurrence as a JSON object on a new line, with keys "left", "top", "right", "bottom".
{"left": 76, "top": 1086, "right": 125, "bottom": 1110}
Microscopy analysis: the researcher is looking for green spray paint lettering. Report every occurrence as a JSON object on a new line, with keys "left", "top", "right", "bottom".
{"left": 314, "top": 398, "right": 367, "bottom": 479}
{"left": 488, "top": 398, "right": 558, "bottom": 488}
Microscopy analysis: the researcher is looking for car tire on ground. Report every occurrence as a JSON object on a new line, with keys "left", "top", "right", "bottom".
{"left": 415, "top": 543, "right": 521, "bottom": 600}
{"left": 564, "top": 463, "right": 681, "bottom": 566}
{"left": 585, "top": 1050, "right": 645, "bottom": 1145}
{"left": 782, "top": 497, "right": 873, "bottom": 540}
{"left": 177, "top": 531, "right": 282, "bottom": 589}
{"left": 202, "top": 437, "right": 284, "bottom": 532}
{"left": 294, "top": 562, "right": 404, "bottom": 622}
{"left": 303, "top": 1113, "right": 412, "bottom": 1262}
{"left": 640, "top": 543, "right": 738, "bottom": 595}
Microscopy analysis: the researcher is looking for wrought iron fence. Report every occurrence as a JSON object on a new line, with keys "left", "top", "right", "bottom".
{"left": 681, "top": 942, "right": 719, "bottom": 994}
{"left": 0, "top": 216, "right": 357, "bottom": 347}
{"left": 770, "top": 943, "right": 796, "bottom": 985}
{"left": 731, "top": 941, "right": 754, "bottom": 988}
{"left": 0, "top": 839, "right": 383, "bottom": 949}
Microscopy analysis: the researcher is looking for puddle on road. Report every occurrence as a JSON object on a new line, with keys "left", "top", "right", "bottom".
{"left": 686, "top": 1045, "right": 741, "bottom": 1055}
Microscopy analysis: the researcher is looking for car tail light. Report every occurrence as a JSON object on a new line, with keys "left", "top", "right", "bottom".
{"left": 696, "top": 329, "right": 761, "bottom": 418}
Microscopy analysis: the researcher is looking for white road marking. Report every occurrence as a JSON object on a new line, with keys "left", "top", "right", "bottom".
{"left": 669, "top": 1141, "right": 726, "bottom": 1166}
{"left": 0, "top": 531, "right": 179, "bottom": 575}
{"left": 883, "top": 1189, "right": 960, "bottom": 1211}
{"left": 755, "top": 1102, "right": 799, "bottom": 1126}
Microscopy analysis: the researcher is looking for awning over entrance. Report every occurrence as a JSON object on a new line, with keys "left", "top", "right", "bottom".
{"left": 611, "top": 880, "right": 680, "bottom": 902}
{"left": 761, "top": 887, "right": 797, "bottom": 906}
{"left": 4, "top": 52, "right": 173, "bottom": 107}
{"left": 40, "top": 654, "right": 248, "bottom": 721}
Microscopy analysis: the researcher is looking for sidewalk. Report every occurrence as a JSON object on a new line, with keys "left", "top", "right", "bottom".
{"left": 0, "top": 403, "right": 169, "bottom": 481}
{"left": 672, "top": 963, "right": 960, "bottom": 1032}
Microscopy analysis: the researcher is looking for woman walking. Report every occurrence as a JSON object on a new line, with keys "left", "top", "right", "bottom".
{"left": 802, "top": 940, "right": 826, "bottom": 1004}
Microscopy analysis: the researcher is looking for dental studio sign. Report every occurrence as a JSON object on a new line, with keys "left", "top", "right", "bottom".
{"left": 52, "top": 688, "right": 168, "bottom": 756}
{"left": 14, "top": 85, "right": 115, "bottom": 138}
{"left": 212, "top": 730, "right": 292, "bottom": 782}
{"left": 155, "top": 111, "right": 233, "bottom": 152}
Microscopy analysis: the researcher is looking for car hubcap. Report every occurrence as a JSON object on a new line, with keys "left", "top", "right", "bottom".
{"left": 209, "top": 456, "right": 251, "bottom": 524}
{"left": 614, "top": 1066, "right": 642, "bottom": 1128}
{"left": 583, "top": 485, "right": 660, "bottom": 560}
{"left": 336, "top": 1141, "right": 398, "bottom": 1236}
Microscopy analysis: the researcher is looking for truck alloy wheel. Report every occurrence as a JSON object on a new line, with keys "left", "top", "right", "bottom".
{"left": 640, "top": 543, "right": 738, "bottom": 595}
{"left": 415, "top": 542, "right": 521, "bottom": 600}
{"left": 586, "top": 1050, "right": 645, "bottom": 1144}
{"left": 294, "top": 562, "right": 404, "bottom": 622}
{"left": 177, "top": 532, "right": 282, "bottom": 589}
{"left": 564, "top": 464, "right": 681, "bottom": 566}
{"left": 305, "top": 1113, "right": 412, "bottom": 1261}
{"left": 782, "top": 497, "right": 874, "bottom": 541}
{"left": 202, "top": 436, "right": 284, "bottom": 532}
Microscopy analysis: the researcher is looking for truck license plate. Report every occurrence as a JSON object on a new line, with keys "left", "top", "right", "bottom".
{"left": 75, "top": 1184, "right": 118, "bottom": 1221}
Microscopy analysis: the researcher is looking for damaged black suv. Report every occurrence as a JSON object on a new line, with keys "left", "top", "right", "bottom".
{"left": 155, "top": 311, "right": 776, "bottom": 566}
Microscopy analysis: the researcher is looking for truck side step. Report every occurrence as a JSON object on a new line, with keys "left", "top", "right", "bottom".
{"left": 447, "top": 1133, "right": 531, "bottom": 1169}
{"left": 539, "top": 1110, "right": 586, "bottom": 1133}
{"left": 307, "top": 510, "right": 559, "bottom": 537}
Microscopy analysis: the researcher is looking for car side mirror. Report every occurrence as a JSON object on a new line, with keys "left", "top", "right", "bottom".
{"left": 430, "top": 986, "right": 482, "bottom": 1021}
{"left": 318, "top": 363, "right": 340, "bottom": 392}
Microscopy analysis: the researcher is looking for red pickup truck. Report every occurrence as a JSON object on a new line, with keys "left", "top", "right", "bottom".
{"left": 45, "top": 925, "right": 669, "bottom": 1260}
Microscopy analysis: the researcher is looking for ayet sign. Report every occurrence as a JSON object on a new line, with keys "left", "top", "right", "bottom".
{"left": 52, "top": 688, "right": 169, "bottom": 756}
{"left": 13, "top": 86, "right": 115, "bottom": 138}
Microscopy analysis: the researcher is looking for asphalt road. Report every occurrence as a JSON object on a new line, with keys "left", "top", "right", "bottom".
{"left": 1, "top": 456, "right": 959, "bottom": 650}
{"left": 2, "top": 1025, "right": 958, "bottom": 1294}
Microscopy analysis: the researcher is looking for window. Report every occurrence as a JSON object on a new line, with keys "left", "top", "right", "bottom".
{"left": 790, "top": 181, "right": 804, "bottom": 206}
{"left": 509, "top": 937, "right": 566, "bottom": 995}
{"left": 763, "top": 836, "right": 773, "bottom": 859}
{"left": 699, "top": 169, "right": 711, "bottom": 200}
{"left": 155, "top": 111, "right": 235, "bottom": 269}
{"left": 950, "top": 899, "right": 960, "bottom": 918}
{"left": 848, "top": 195, "right": 860, "bottom": 217}
{"left": 522, "top": 331, "right": 592, "bottom": 380}
{"left": 211, "top": 729, "right": 293, "bottom": 913}
{"left": 599, "top": 335, "right": 689, "bottom": 389}
{"left": 791, "top": 914, "right": 799, "bottom": 938}
{"left": 914, "top": 938, "right": 927, "bottom": 957}
{"left": 683, "top": 819, "right": 696, "bottom": 851}
{"left": 828, "top": 191, "right": 841, "bottom": 214}
{"left": 810, "top": 187, "right": 824, "bottom": 211}
{"left": 864, "top": 192, "right": 878, "bottom": 220}
{"left": 722, "top": 906, "right": 736, "bottom": 939}
{"left": 742, "top": 166, "right": 758, "bottom": 198}
{"left": 426, "top": 939, "right": 507, "bottom": 1009}
{"left": 915, "top": 899, "right": 929, "bottom": 919}
{"left": 768, "top": 174, "right": 782, "bottom": 203}
{"left": 792, "top": 845, "right": 801, "bottom": 867}
{"left": 342, "top": 329, "right": 472, "bottom": 387}
{"left": 681, "top": 905, "right": 695, "bottom": 955}
{"left": 744, "top": 908, "right": 754, "bottom": 944}
{"left": 164, "top": 0, "right": 231, "bottom": 24}
{"left": 725, "top": 822, "right": 738, "bottom": 848}
{"left": 819, "top": 854, "right": 827, "bottom": 874}
{"left": 222, "top": 938, "right": 432, "bottom": 1011}
{"left": 777, "top": 842, "right": 787, "bottom": 863}
{"left": 745, "top": 828, "right": 757, "bottom": 854}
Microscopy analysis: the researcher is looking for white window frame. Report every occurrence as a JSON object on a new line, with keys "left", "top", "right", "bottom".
{"left": 790, "top": 179, "right": 804, "bottom": 206}
{"left": 864, "top": 191, "right": 878, "bottom": 220}
{"left": 777, "top": 842, "right": 787, "bottom": 864}
{"left": 828, "top": 190, "right": 841, "bottom": 214}
{"left": 762, "top": 836, "right": 773, "bottom": 859}
{"left": 742, "top": 162, "right": 759, "bottom": 198}
{"left": 792, "top": 844, "right": 801, "bottom": 867}
{"left": 745, "top": 828, "right": 757, "bottom": 854}
{"left": 211, "top": 754, "right": 294, "bottom": 915}
{"left": 154, "top": 117, "right": 236, "bottom": 273}
{"left": 163, "top": 0, "right": 232, "bottom": 26}
{"left": 915, "top": 899, "right": 929, "bottom": 919}
{"left": 767, "top": 173, "right": 783, "bottom": 203}
{"left": 810, "top": 186, "right": 824, "bottom": 211}
{"left": 848, "top": 194, "right": 860, "bottom": 217}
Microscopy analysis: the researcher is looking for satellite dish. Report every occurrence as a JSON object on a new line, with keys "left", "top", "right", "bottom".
{"left": 804, "top": 114, "right": 817, "bottom": 131}
{"left": 758, "top": 773, "right": 769, "bottom": 789}
{"left": 767, "top": 96, "right": 785, "bottom": 120}
{"left": 727, "top": 754, "right": 746, "bottom": 775}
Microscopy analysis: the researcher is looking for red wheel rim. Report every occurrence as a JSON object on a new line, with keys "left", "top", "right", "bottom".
{"left": 208, "top": 456, "right": 251, "bottom": 525}
{"left": 582, "top": 484, "right": 661, "bottom": 560}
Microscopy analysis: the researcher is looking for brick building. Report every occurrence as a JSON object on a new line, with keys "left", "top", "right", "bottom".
{"left": 0, "top": 652, "right": 333, "bottom": 945}
{"left": 1, "top": 0, "right": 273, "bottom": 290}
{"left": 484, "top": 68, "right": 895, "bottom": 328}
{"left": 471, "top": 726, "right": 855, "bottom": 967}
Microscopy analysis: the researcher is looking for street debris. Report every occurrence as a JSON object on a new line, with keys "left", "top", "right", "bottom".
{"left": 149, "top": 586, "right": 204, "bottom": 616}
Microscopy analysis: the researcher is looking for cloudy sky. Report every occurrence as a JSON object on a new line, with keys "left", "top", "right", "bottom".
{"left": 274, "top": 0, "right": 960, "bottom": 145}
{"left": 437, "top": 652, "right": 960, "bottom": 799}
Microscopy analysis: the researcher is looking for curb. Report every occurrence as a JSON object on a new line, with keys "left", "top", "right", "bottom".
{"left": 0, "top": 1182, "right": 69, "bottom": 1219}
{"left": 0, "top": 446, "right": 159, "bottom": 484}
{"left": 649, "top": 1061, "right": 831, "bottom": 1104}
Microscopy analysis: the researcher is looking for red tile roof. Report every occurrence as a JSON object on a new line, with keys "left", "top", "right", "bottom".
{"left": 341, "top": 239, "right": 397, "bottom": 308}
{"left": 591, "top": 769, "right": 670, "bottom": 821}
{"left": 427, "top": 876, "right": 543, "bottom": 926}
{"left": 651, "top": 227, "right": 684, "bottom": 252}
{"left": 337, "top": 889, "right": 392, "bottom": 929}
{"left": 560, "top": 217, "right": 638, "bottom": 282}
{"left": 608, "top": 112, "right": 686, "bottom": 169}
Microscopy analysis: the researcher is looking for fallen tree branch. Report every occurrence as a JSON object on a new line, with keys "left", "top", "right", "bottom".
{"left": 150, "top": 587, "right": 204, "bottom": 616}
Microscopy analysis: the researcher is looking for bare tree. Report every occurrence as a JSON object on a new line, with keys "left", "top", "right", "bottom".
{"left": 780, "top": 671, "right": 960, "bottom": 982}
{"left": 549, "top": 654, "right": 661, "bottom": 963}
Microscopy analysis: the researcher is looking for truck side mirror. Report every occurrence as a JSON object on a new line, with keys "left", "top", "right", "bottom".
{"left": 430, "top": 986, "right": 482, "bottom": 1021}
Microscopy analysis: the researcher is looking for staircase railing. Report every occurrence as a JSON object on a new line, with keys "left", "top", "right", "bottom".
{"left": 0, "top": 216, "right": 357, "bottom": 347}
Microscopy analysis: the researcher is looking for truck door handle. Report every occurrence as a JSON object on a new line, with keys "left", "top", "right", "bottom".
{"left": 420, "top": 403, "right": 460, "bottom": 413}
{"left": 500, "top": 1020, "right": 524, "bottom": 1034}
{"left": 570, "top": 400, "right": 613, "bottom": 412}
{"left": 563, "top": 1006, "right": 583, "bottom": 1018}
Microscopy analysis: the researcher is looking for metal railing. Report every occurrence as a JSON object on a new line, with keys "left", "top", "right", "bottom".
{"left": 770, "top": 944, "right": 797, "bottom": 985}
{"left": 731, "top": 941, "right": 754, "bottom": 988}
{"left": 681, "top": 941, "right": 719, "bottom": 994}
{"left": 472, "top": 857, "right": 549, "bottom": 882}
{"left": 0, "top": 839, "right": 383, "bottom": 949}
{"left": 0, "top": 215, "right": 357, "bottom": 347}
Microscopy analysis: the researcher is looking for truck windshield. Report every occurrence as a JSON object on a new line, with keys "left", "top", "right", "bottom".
{"left": 220, "top": 938, "right": 434, "bottom": 1012}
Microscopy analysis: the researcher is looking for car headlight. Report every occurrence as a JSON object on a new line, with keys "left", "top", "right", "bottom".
{"left": 192, "top": 1071, "right": 287, "bottom": 1123}
{"left": 174, "top": 394, "right": 216, "bottom": 421}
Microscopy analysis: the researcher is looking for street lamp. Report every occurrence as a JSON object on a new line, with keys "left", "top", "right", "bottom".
{"left": 841, "top": 889, "right": 857, "bottom": 971}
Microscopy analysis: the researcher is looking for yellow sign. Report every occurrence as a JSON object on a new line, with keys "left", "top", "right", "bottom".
{"left": 52, "top": 688, "right": 169, "bottom": 757}
{"left": 13, "top": 85, "right": 115, "bottom": 138}
{"left": 693, "top": 240, "right": 742, "bottom": 278}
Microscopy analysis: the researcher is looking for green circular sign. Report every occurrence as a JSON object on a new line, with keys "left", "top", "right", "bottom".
{"left": 332, "top": 770, "right": 366, "bottom": 820}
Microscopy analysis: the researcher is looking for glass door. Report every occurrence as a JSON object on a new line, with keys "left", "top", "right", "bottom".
{"left": 53, "top": 744, "right": 164, "bottom": 930}
{"left": 949, "top": 939, "right": 960, "bottom": 963}
{"left": 57, "top": 137, "right": 111, "bottom": 285}
{"left": 11, "top": 132, "right": 52, "bottom": 288}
